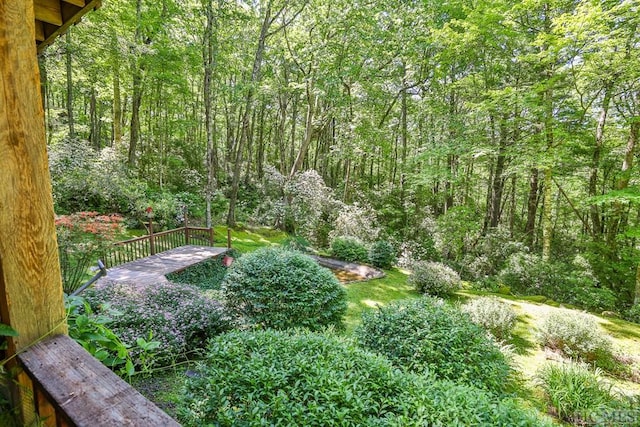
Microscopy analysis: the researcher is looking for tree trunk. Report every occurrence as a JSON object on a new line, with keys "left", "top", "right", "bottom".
{"left": 290, "top": 80, "right": 316, "bottom": 177}
{"left": 525, "top": 168, "right": 539, "bottom": 247}
{"left": 65, "top": 31, "right": 75, "bottom": 138}
{"left": 227, "top": 1, "right": 272, "bottom": 227}
{"left": 128, "top": 0, "right": 144, "bottom": 168}
{"left": 113, "top": 63, "right": 122, "bottom": 148}
{"left": 204, "top": 0, "right": 219, "bottom": 228}
{"left": 606, "top": 118, "right": 639, "bottom": 249}
{"left": 589, "top": 82, "right": 613, "bottom": 238}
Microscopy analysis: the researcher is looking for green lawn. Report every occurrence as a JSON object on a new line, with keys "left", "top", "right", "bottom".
{"left": 131, "top": 226, "right": 640, "bottom": 423}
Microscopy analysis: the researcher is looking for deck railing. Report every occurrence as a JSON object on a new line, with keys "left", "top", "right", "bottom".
{"left": 17, "top": 335, "right": 179, "bottom": 426}
{"left": 103, "top": 225, "right": 215, "bottom": 268}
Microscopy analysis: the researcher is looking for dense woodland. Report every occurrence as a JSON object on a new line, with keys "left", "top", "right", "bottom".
{"left": 41, "top": 0, "right": 640, "bottom": 310}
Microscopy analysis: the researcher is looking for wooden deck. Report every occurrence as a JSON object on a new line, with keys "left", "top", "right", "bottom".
{"left": 99, "top": 245, "right": 227, "bottom": 286}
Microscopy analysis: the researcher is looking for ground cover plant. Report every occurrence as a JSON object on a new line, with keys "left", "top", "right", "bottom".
{"left": 356, "top": 297, "right": 511, "bottom": 393}
{"left": 166, "top": 249, "right": 241, "bottom": 291}
{"left": 176, "top": 329, "right": 551, "bottom": 427}
{"left": 85, "top": 281, "right": 230, "bottom": 365}
{"left": 222, "top": 247, "right": 347, "bottom": 330}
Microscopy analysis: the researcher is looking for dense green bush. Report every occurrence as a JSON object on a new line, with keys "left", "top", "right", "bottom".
{"left": 624, "top": 304, "right": 640, "bottom": 324}
{"left": 368, "top": 240, "right": 396, "bottom": 269}
{"left": 538, "top": 310, "right": 613, "bottom": 364}
{"left": 356, "top": 297, "right": 511, "bottom": 393}
{"left": 409, "top": 261, "right": 461, "bottom": 296}
{"left": 86, "top": 282, "right": 230, "bottom": 365}
{"left": 499, "top": 253, "right": 618, "bottom": 313}
{"left": 222, "top": 247, "right": 347, "bottom": 330}
{"left": 330, "top": 236, "right": 369, "bottom": 263}
{"left": 177, "top": 329, "right": 551, "bottom": 427}
{"left": 462, "top": 297, "right": 518, "bottom": 340}
{"left": 537, "top": 363, "right": 615, "bottom": 425}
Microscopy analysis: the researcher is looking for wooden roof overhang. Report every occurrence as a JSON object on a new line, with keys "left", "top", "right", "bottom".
{"left": 35, "top": 0, "right": 102, "bottom": 53}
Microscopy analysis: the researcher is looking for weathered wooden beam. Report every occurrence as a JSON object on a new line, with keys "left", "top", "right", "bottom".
{"left": 35, "top": 20, "right": 45, "bottom": 41}
{"left": 63, "top": 0, "right": 86, "bottom": 7}
{"left": 34, "top": 0, "right": 63, "bottom": 26}
{"left": 0, "top": 1, "right": 68, "bottom": 423}
{"left": 19, "top": 335, "right": 181, "bottom": 427}
{"left": 37, "top": 0, "right": 101, "bottom": 54}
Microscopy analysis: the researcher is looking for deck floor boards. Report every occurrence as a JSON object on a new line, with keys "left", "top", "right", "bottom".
{"left": 99, "top": 245, "right": 227, "bottom": 286}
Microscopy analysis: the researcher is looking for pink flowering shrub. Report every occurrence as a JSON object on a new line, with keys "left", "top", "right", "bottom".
{"left": 56, "top": 212, "right": 125, "bottom": 293}
{"left": 86, "top": 282, "right": 231, "bottom": 365}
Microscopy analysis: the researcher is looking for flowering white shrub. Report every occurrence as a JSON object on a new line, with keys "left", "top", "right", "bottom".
{"left": 329, "top": 203, "right": 380, "bottom": 244}
{"left": 462, "top": 297, "right": 517, "bottom": 340}
{"left": 538, "top": 310, "right": 612, "bottom": 363}
{"left": 409, "top": 261, "right": 461, "bottom": 296}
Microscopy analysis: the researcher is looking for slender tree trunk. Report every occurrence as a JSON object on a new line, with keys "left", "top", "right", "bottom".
{"left": 65, "top": 31, "right": 75, "bottom": 139}
{"left": 113, "top": 63, "right": 122, "bottom": 148}
{"left": 589, "top": 83, "right": 613, "bottom": 238}
{"left": 204, "top": 0, "right": 219, "bottom": 228}
{"left": 128, "top": 0, "right": 143, "bottom": 168}
{"left": 525, "top": 168, "right": 539, "bottom": 247}
{"left": 290, "top": 80, "right": 316, "bottom": 177}
{"left": 227, "top": 1, "right": 272, "bottom": 227}
{"left": 607, "top": 119, "right": 639, "bottom": 249}
{"left": 488, "top": 119, "right": 508, "bottom": 230}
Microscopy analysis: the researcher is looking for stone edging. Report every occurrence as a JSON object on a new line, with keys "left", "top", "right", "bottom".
{"left": 310, "top": 255, "right": 385, "bottom": 282}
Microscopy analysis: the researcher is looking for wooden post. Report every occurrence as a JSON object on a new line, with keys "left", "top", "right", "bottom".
{"left": 184, "top": 209, "right": 190, "bottom": 245}
{"left": 227, "top": 228, "right": 232, "bottom": 249}
{"left": 0, "top": 2, "right": 68, "bottom": 423}
{"left": 148, "top": 218, "right": 155, "bottom": 255}
{"left": 209, "top": 227, "right": 215, "bottom": 246}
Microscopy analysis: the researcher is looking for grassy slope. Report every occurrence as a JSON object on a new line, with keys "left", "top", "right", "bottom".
{"left": 133, "top": 227, "right": 640, "bottom": 420}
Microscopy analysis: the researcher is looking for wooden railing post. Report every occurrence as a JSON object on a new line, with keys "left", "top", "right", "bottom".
{"left": 149, "top": 219, "right": 155, "bottom": 255}
{"left": 209, "top": 227, "right": 215, "bottom": 246}
{"left": 184, "top": 210, "right": 190, "bottom": 245}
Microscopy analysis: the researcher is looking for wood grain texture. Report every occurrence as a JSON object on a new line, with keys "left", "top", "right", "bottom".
{"left": 0, "top": 0, "right": 67, "bottom": 352}
{"left": 19, "top": 335, "right": 181, "bottom": 427}
{"left": 34, "top": 0, "right": 63, "bottom": 26}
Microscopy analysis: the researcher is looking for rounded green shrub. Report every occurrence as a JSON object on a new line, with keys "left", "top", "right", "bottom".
{"left": 538, "top": 310, "right": 613, "bottom": 364}
{"left": 368, "top": 240, "right": 396, "bottom": 269}
{"left": 177, "top": 329, "right": 551, "bottom": 427}
{"left": 537, "top": 362, "right": 615, "bottom": 424}
{"left": 624, "top": 304, "right": 640, "bottom": 324}
{"left": 222, "top": 247, "right": 347, "bottom": 330}
{"left": 356, "top": 297, "right": 511, "bottom": 393}
{"left": 409, "top": 261, "right": 461, "bottom": 296}
{"left": 462, "top": 297, "right": 518, "bottom": 340}
{"left": 330, "top": 236, "right": 369, "bottom": 263}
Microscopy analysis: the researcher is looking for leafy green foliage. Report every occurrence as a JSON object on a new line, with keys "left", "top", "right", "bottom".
{"left": 409, "top": 261, "right": 461, "bottom": 296}
{"left": 356, "top": 297, "right": 511, "bottom": 393}
{"left": 65, "top": 295, "right": 138, "bottom": 376}
{"left": 222, "top": 247, "right": 347, "bottom": 330}
{"left": 166, "top": 250, "right": 240, "bottom": 291}
{"left": 330, "top": 236, "right": 369, "bottom": 263}
{"left": 499, "top": 253, "right": 618, "bottom": 313}
{"left": 624, "top": 304, "right": 640, "bottom": 324}
{"left": 86, "top": 282, "right": 230, "bottom": 365}
{"left": 368, "top": 240, "right": 396, "bottom": 269}
{"left": 538, "top": 310, "right": 613, "bottom": 365}
{"left": 462, "top": 297, "right": 517, "bottom": 340}
{"left": 177, "top": 329, "right": 550, "bottom": 427}
{"left": 537, "top": 363, "right": 616, "bottom": 425}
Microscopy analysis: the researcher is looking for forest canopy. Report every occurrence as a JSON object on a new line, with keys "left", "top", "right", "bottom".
{"left": 41, "top": 0, "right": 640, "bottom": 309}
